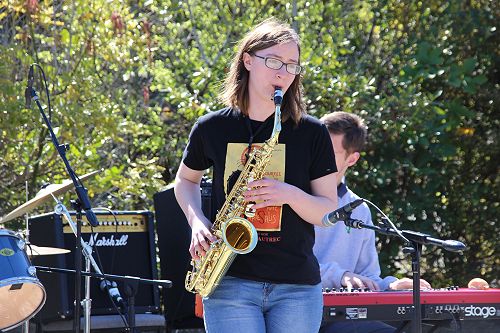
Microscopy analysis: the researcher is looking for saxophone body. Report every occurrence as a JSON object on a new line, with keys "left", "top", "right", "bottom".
{"left": 185, "top": 88, "right": 283, "bottom": 297}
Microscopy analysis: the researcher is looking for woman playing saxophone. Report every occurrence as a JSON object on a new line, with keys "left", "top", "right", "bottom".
{"left": 174, "top": 18, "right": 338, "bottom": 333}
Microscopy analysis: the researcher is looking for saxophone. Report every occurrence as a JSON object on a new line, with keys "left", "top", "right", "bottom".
{"left": 185, "top": 88, "right": 284, "bottom": 297}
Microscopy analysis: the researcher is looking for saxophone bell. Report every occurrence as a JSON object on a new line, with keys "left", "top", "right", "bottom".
{"left": 221, "top": 217, "right": 258, "bottom": 255}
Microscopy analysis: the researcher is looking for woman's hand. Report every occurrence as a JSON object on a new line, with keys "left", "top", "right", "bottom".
{"left": 244, "top": 177, "right": 296, "bottom": 209}
{"left": 189, "top": 217, "right": 217, "bottom": 260}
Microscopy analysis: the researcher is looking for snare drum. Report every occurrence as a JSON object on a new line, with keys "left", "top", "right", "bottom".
{"left": 0, "top": 229, "right": 46, "bottom": 331}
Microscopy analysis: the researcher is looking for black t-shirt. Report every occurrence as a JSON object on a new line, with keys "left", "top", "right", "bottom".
{"left": 182, "top": 107, "right": 337, "bottom": 284}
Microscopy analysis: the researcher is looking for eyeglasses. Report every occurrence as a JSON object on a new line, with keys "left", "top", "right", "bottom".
{"left": 252, "top": 54, "right": 302, "bottom": 75}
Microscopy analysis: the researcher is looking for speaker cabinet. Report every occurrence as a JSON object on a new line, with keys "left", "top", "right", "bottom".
{"left": 154, "top": 179, "right": 211, "bottom": 329}
{"left": 28, "top": 211, "right": 160, "bottom": 322}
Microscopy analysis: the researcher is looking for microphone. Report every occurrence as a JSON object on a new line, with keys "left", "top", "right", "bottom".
{"left": 322, "top": 199, "right": 364, "bottom": 227}
{"left": 84, "top": 207, "right": 99, "bottom": 228}
{"left": 74, "top": 185, "right": 100, "bottom": 227}
{"left": 273, "top": 87, "right": 283, "bottom": 106}
{"left": 25, "top": 65, "right": 34, "bottom": 108}
{"left": 100, "top": 280, "right": 124, "bottom": 308}
{"left": 437, "top": 239, "right": 467, "bottom": 253}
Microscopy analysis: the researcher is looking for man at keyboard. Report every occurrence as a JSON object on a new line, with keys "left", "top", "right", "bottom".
{"left": 314, "top": 112, "right": 431, "bottom": 333}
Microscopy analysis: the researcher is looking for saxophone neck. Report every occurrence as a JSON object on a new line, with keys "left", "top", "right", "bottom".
{"left": 271, "top": 103, "right": 282, "bottom": 138}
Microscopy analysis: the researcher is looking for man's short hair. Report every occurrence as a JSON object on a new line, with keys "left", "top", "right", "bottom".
{"left": 320, "top": 112, "right": 367, "bottom": 154}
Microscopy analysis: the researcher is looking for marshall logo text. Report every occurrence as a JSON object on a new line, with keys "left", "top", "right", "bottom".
{"left": 85, "top": 233, "right": 129, "bottom": 247}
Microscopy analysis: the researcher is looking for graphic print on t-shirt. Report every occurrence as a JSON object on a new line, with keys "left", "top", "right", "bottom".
{"left": 224, "top": 142, "right": 285, "bottom": 233}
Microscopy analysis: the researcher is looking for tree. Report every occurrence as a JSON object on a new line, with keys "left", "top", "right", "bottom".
{"left": 1, "top": 0, "right": 497, "bottom": 287}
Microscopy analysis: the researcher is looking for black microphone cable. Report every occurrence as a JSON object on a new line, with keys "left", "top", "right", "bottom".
{"left": 25, "top": 63, "right": 52, "bottom": 121}
{"left": 361, "top": 198, "right": 411, "bottom": 245}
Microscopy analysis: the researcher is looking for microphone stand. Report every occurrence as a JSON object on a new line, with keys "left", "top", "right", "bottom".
{"left": 70, "top": 202, "right": 93, "bottom": 333}
{"left": 28, "top": 66, "right": 100, "bottom": 332}
{"left": 123, "top": 279, "right": 140, "bottom": 332}
{"left": 52, "top": 200, "right": 173, "bottom": 333}
{"left": 73, "top": 201, "right": 84, "bottom": 332}
{"left": 34, "top": 266, "right": 172, "bottom": 333}
{"left": 54, "top": 199, "right": 102, "bottom": 333}
{"left": 344, "top": 218, "right": 466, "bottom": 333}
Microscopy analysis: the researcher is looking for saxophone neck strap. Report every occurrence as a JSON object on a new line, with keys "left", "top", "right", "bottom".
{"left": 244, "top": 115, "right": 272, "bottom": 161}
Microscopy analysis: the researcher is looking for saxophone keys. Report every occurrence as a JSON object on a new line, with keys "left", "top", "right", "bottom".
{"left": 246, "top": 183, "right": 253, "bottom": 192}
{"left": 244, "top": 203, "right": 256, "bottom": 218}
{"left": 248, "top": 172, "right": 256, "bottom": 185}
{"left": 193, "top": 259, "right": 202, "bottom": 270}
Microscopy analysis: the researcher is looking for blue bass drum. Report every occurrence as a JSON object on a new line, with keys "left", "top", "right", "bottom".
{"left": 0, "top": 229, "right": 46, "bottom": 331}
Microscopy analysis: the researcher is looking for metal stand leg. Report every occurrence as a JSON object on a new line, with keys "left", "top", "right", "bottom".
{"left": 21, "top": 321, "right": 29, "bottom": 333}
{"left": 83, "top": 257, "right": 92, "bottom": 333}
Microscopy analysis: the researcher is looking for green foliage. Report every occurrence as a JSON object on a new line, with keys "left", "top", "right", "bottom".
{"left": 0, "top": 0, "right": 498, "bottom": 288}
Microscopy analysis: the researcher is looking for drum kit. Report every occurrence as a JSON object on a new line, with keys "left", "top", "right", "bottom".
{"left": 0, "top": 171, "right": 98, "bottom": 332}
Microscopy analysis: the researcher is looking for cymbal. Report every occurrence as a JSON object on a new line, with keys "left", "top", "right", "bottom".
{"left": 27, "top": 244, "right": 70, "bottom": 256}
{"left": 0, "top": 170, "right": 99, "bottom": 224}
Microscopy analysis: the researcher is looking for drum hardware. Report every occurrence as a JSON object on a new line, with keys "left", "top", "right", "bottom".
{"left": 0, "top": 179, "right": 75, "bottom": 333}
{"left": 1, "top": 180, "right": 74, "bottom": 333}
{"left": 0, "top": 170, "right": 99, "bottom": 225}
{"left": 22, "top": 181, "right": 32, "bottom": 333}
{"left": 26, "top": 244, "right": 71, "bottom": 257}
{"left": 0, "top": 230, "right": 46, "bottom": 331}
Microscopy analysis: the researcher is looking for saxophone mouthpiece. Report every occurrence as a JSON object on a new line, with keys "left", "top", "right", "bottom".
{"left": 273, "top": 87, "right": 283, "bottom": 106}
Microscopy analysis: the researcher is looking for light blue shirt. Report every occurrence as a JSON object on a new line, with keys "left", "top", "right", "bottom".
{"left": 313, "top": 183, "right": 397, "bottom": 290}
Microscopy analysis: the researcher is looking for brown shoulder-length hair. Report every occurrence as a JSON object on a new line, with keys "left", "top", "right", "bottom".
{"left": 219, "top": 18, "right": 306, "bottom": 125}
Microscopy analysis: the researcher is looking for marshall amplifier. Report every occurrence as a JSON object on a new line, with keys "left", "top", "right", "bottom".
{"left": 28, "top": 210, "right": 160, "bottom": 322}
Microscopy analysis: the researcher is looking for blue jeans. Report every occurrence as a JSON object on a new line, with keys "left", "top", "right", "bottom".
{"left": 203, "top": 276, "right": 323, "bottom": 333}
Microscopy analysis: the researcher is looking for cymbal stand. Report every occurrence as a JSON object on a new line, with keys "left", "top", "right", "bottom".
{"left": 24, "top": 181, "right": 30, "bottom": 245}
{"left": 53, "top": 197, "right": 104, "bottom": 333}
{"left": 22, "top": 181, "right": 30, "bottom": 333}
{"left": 83, "top": 237, "right": 92, "bottom": 333}
{"left": 72, "top": 201, "right": 84, "bottom": 333}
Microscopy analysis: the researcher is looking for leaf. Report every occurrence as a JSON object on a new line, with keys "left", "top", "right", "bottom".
{"left": 60, "top": 29, "right": 70, "bottom": 44}
{"left": 447, "top": 100, "right": 474, "bottom": 118}
{"left": 432, "top": 90, "right": 443, "bottom": 100}
{"left": 470, "top": 75, "right": 487, "bottom": 85}
{"left": 433, "top": 143, "right": 457, "bottom": 157}
{"left": 462, "top": 58, "right": 476, "bottom": 74}
{"left": 416, "top": 42, "right": 431, "bottom": 63}
{"left": 428, "top": 47, "right": 443, "bottom": 65}
{"left": 311, "top": 55, "right": 323, "bottom": 66}
{"left": 433, "top": 106, "right": 446, "bottom": 115}
{"left": 447, "top": 76, "right": 461, "bottom": 87}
